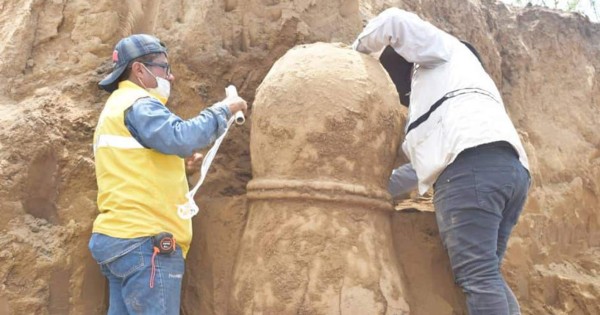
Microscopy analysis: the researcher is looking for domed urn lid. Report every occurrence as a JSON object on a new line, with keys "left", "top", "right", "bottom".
{"left": 248, "top": 43, "right": 406, "bottom": 209}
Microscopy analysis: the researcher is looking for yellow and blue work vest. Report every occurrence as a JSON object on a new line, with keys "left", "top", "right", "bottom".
{"left": 92, "top": 80, "right": 192, "bottom": 257}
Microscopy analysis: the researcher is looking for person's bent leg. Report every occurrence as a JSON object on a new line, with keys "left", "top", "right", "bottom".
{"left": 434, "top": 144, "right": 523, "bottom": 315}
{"left": 496, "top": 163, "right": 530, "bottom": 315}
{"left": 435, "top": 201, "right": 508, "bottom": 314}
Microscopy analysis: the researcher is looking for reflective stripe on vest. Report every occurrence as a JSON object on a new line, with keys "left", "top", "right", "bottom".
{"left": 94, "top": 135, "right": 144, "bottom": 155}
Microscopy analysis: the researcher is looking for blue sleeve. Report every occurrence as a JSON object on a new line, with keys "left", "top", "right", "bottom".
{"left": 388, "top": 163, "right": 418, "bottom": 198}
{"left": 125, "top": 97, "right": 232, "bottom": 158}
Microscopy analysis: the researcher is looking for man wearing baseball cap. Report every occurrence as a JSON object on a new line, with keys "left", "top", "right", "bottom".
{"left": 88, "top": 34, "right": 247, "bottom": 314}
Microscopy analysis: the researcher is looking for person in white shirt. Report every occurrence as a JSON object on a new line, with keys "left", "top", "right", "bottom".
{"left": 353, "top": 8, "right": 531, "bottom": 315}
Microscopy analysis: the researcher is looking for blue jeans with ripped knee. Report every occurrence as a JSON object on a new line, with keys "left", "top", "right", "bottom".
{"left": 433, "top": 142, "right": 530, "bottom": 315}
{"left": 88, "top": 233, "right": 185, "bottom": 315}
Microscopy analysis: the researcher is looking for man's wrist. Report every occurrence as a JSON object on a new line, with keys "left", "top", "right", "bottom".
{"left": 211, "top": 101, "right": 232, "bottom": 119}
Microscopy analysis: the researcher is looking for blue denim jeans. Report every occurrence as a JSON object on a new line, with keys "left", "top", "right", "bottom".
{"left": 88, "top": 233, "right": 185, "bottom": 315}
{"left": 433, "top": 142, "right": 530, "bottom": 315}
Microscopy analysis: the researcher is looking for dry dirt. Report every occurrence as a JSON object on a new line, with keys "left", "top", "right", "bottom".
{"left": 0, "top": 0, "right": 599, "bottom": 315}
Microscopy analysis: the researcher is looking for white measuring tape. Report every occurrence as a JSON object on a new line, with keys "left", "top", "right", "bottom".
{"left": 177, "top": 85, "right": 245, "bottom": 219}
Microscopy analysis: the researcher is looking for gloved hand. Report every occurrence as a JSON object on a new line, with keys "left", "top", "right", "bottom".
{"left": 388, "top": 163, "right": 418, "bottom": 198}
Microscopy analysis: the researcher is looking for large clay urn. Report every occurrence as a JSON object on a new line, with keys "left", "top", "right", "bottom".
{"left": 230, "top": 42, "right": 409, "bottom": 315}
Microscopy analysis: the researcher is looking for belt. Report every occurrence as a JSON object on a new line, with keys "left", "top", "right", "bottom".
{"left": 461, "top": 141, "right": 518, "bottom": 158}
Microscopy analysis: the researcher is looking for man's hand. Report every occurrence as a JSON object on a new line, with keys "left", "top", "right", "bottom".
{"left": 224, "top": 95, "right": 248, "bottom": 116}
{"left": 185, "top": 152, "right": 203, "bottom": 176}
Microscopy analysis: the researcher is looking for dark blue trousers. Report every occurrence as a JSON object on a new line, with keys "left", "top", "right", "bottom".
{"left": 434, "top": 142, "right": 530, "bottom": 315}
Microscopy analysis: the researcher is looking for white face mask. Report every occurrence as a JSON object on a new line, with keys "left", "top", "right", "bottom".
{"left": 141, "top": 64, "right": 170, "bottom": 104}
